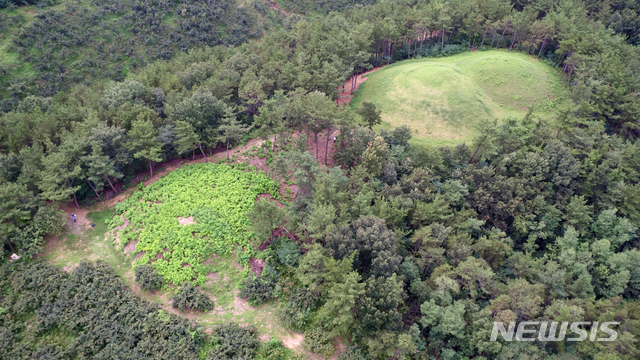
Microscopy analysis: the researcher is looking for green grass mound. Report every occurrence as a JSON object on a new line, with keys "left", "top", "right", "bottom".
{"left": 351, "top": 50, "right": 567, "bottom": 147}
{"left": 110, "top": 163, "right": 276, "bottom": 286}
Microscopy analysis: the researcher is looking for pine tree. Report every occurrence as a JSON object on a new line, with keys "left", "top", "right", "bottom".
{"left": 173, "top": 120, "right": 207, "bottom": 162}
{"left": 317, "top": 271, "right": 365, "bottom": 337}
{"left": 126, "top": 116, "right": 162, "bottom": 177}
{"left": 217, "top": 109, "right": 251, "bottom": 160}
{"left": 83, "top": 142, "right": 123, "bottom": 195}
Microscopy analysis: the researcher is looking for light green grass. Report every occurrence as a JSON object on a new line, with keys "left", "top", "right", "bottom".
{"left": 350, "top": 50, "right": 567, "bottom": 147}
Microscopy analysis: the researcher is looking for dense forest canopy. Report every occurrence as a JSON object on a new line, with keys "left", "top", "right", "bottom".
{"left": 1, "top": 0, "right": 640, "bottom": 359}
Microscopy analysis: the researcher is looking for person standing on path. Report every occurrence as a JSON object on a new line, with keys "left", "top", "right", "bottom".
{"left": 72, "top": 213, "right": 77, "bottom": 223}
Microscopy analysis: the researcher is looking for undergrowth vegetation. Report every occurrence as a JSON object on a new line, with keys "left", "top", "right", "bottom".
{"left": 0, "top": 0, "right": 280, "bottom": 106}
{"left": 110, "top": 162, "right": 277, "bottom": 286}
{"left": 0, "top": 261, "right": 205, "bottom": 360}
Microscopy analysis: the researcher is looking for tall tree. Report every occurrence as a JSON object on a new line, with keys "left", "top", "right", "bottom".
{"left": 317, "top": 271, "right": 365, "bottom": 338}
{"left": 357, "top": 101, "right": 382, "bottom": 130}
{"left": 82, "top": 142, "right": 122, "bottom": 195}
{"left": 173, "top": 120, "right": 207, "bottom": 162}
{"left": 246, "top": 197, "right": 286, "bottom": 244}
{"left": 38, "top": 133, "right": 85, "bottom": 209}
{"left": 126, "top": 116, "right": 162, "bottom": 177}
{"left": 171, "top": 89, "right": 227, "bottom": 153}
{"left": 217, "top": 109, "right": 251, "bottom": 160}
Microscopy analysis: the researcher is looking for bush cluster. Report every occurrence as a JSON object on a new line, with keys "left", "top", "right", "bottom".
{"left": 171, "top": 283, "right": 214, "bottom": 312}
{"left": 134, "top": 263, "right": 164, "bottom": 291}
{"left": 239, "top": 273, "right": 275, "bottom": 306}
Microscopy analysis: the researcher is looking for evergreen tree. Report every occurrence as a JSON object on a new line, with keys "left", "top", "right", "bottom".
{"left": 126, "top": 116, "right": 162, "bottom": 177}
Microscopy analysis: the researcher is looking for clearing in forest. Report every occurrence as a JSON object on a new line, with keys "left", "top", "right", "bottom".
{"left": 109, "top": 162, "right": 277, "bottom": 286}
{"left": 350, "top": 50, "right": 567, "bottom": 147}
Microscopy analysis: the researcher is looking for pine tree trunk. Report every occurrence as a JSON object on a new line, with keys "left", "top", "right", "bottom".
{"left": 441, "top": 27, "right": 445, "bottom": 51}
{"left": 105, "top": 175, "right": 119, "bottom": 194}
{"left": 72, "top": 192, "right": 80, "bottom": 209}
{"left": 86, "top": 178, "right": 101, "bottom": 198}
{"left": 497, "top": 27, "right": 507, "bottom": 49}
{"left": 148, "top": 159, "right": 153, "bottom": 178}
{"left": 5, "top": 239, "right": 15, "bottom": 253}
{"left": 325, "top": 124, "right": 331, "bottom": 166}
{"left": 509, "top": 29, "right": 517, "bottom": 51}
{"left": 67, "top": 178, "right": 80, "bottom": 209}
{"left": 490, "top": 30, "right": 497, "bottom": 48}
{"left": 314, "top": 128, "right": 319, "bottom": 159}
{"left": 198, "top": 143, "right": 207, "bottom": 162}
{"left": 537, "top": 38, "right": 548, "bottom": 59}
{"left": 226, "top": 138, "right": 230, "bottom": 160}
{"left": 481, "top": 31, "right": 487, "bottom": 47}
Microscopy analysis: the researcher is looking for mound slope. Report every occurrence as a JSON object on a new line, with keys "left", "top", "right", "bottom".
{"left": 350, "top": 50, "right": 566, "bottom": 146}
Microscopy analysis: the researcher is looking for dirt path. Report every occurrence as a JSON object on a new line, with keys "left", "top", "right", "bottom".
{"left": 337, "top": 65, "right": 386, "bottom": 107}
{"left": 266, "top": 0, "right": 290, "bottom": 16}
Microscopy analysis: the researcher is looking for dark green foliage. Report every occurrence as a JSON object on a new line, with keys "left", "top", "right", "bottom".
{"left": 277, "top": 288, "right": 320, "bottom": 331}
{"left": 357, "top": 274, "right": 404, "bottom": 336}
{"left": 273, "top": 237, "right": 300, "bottom": 267}
{"left": 0, "top": 1, "right": 640, "bottom": 359}
{"left": 135, "top": 264, "right": 164, "bottom": 291}
{"left": 302, "top": 327, "right": 334, "bottom": 357}
{"left": 0, "top": 181, "right": 65, "bottom": 259}
{"left": 256, "top": 338, "right": 287, "bottom": 360}
{"left": 279, "top": 0, "right": 376, "bottom": 14}
{"left": 0, "top": 261, "right": 204, "bottom": 360}
{"left": 1, "top": 0, "right": 265, "bottom": 100}
{"left": 357, "top": 101, "right": 381, "bottom": 130}
{"left": 239, "top": 274, "right": 274, "bottom": 306}
{"left": 207, "top": 323, "right": 259, "bottom": 360}
{"left": 338, "top": 346, "right": 370, "bottom": 360}
{"left": 171, "top": 283, "right": 214, "bottom": 312}
{"left": 326, "top": 216, "right": 401, "bottom": 277}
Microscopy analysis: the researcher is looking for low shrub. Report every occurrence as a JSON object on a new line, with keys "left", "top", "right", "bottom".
{"left": 239, "top": 274, "right": 275, "bottom": 306}
{"left": 171, "top": 283, "right": 214, "bottom": 312}
{"left": 277, "top": 288, "right": 320, "bottom": 331}
{"left": 257, "top": 338, "right": 287, "bottom": 360}
{"left": 303, "top": 327, "right": 334, "bottom": 357}
{"left": 338, "top": 346, "right": 371, "bottom": 360}
{"left": 207, "top": 323, "right": 259, "bottom": 360}
{"left": 135, "top": 264, "right": 164, "bottom": 291}
{"left": 273, "top": 237, "right": 299, "bottom": 267}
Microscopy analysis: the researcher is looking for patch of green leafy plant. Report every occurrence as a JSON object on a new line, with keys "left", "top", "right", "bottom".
{"left": 111, "top": 163, "right": 277, "bottom": 285}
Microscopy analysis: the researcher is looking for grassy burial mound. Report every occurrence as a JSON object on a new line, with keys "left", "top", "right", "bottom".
{"left": 350, "top": 50, "right": 567, "bottom": 147}
{"left": 110, "top": 162, "right": 276, "bottom": 286}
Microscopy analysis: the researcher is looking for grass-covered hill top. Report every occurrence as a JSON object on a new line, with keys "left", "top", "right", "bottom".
{"left": 350, "top": 50, "right": 567, "bottom": 147}
{"left": 0, "top": 0, "right": 283, "bottom": 109}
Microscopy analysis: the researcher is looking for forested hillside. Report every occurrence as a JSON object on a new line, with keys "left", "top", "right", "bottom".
{"left": 1, "top": 0, "right": 640, "bottom": 359}
{"left": 0, "top": 0, "right": 282, "bottom": 110}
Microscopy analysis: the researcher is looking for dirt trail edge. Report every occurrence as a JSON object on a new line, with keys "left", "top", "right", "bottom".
{"left": 337, "top": 65, "right": 386, "bottom": 107}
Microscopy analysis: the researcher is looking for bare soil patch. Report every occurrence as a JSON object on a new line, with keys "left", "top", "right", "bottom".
{"left": 62, "top": 264, "right": 78, "bottom": 273}
{"left": 177, "top": 216, "right": 196, "bottom": 225}
{"left": 232, "top": 289, "right": 252, "bottom": 315}
{"left": 249, "top": 258, "right": 265, "bottom": 276}
{"left": 123, "top": 239, "right": 138, "bottom": 253}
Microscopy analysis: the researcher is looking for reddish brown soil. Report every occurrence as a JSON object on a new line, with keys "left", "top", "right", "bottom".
{"left": 249, "top": 258, "right": 265, "bottom": 276}
{"left": 337, "top": 65, "right": 386, "bottom": 107}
